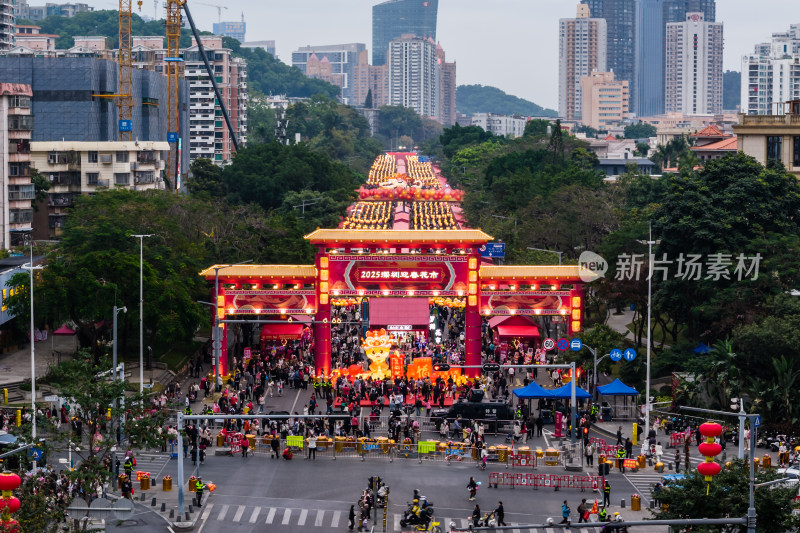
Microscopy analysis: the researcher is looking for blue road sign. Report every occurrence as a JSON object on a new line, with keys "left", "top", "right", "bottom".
{"left": 570, "top": 338, "right": 583, "bottom": 351}
{"left": 753, "top": 415, "right": 761, "bottom": 428}
{"left": 118, "top": 120, "right": 132, "bottom": 132}
{"left": 624, "top": 348, "right": 637, "bottom": 361}
{"left": 28, "top": 448, "right": 42, "bottom": 461}
{"left": 167, "top": 132, "right": 179, "bottom": 142}
{"left": 610, "top": 349, "right": 623, "bottom": 362}
{"left": 480, "top": 243, "right": 506, "bottom": 258}
{"left": 557, "top": 338, "right": 569, "bottom": 351}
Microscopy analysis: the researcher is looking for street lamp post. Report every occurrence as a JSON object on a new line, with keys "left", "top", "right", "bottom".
{"left": 22, "top": 245, "right": 43, "bottom": 469}
{"left": 638, "top": 223, "right": 659, "bottom": 444}
{"left": 112, "top": 305, "right": 127, "bottom": 444}
{"left": 526, "top": 247, "right": 563, "bottom": 265}
{"left": 212, "top": 260, "right": 253, "bottom": 393}
{"left": 130, "top": 234, "right": 153, "bottom": 393}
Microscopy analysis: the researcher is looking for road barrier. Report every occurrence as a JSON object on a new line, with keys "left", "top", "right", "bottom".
{"left": 669, "top": 432, "right": 687, "bottom": 448}
{"left": 488, "top": 472, "right": 602, "bottom": 491}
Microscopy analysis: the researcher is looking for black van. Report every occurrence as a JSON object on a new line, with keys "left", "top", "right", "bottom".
{"left": 432, "top": 399, "right": 514, "bottom": 432}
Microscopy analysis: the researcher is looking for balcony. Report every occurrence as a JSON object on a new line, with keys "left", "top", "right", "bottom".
{"left": 89, "top": 179, "right": 110, "bottom": 188}
{"left": 8, "top": 115, "right": 34, "bottom": 131}
{"left": 8, "top": 141, "right": 30, "bottom": 154}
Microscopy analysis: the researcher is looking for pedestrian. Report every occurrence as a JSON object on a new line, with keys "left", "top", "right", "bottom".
{"left": 348, "top": 505, "right": 356, "bottom": 531}
{"left": 625, "top": 437, "right": 633, "bottom": 458}
{"left": 560, "top": 500, "right": 571, "bottom": 525}
{"left": 495, "top": 501, "right": 506, "bottom": 526}
{"left": 120, "top": 476, "right": 133, "bottom": 500}
{"left": 467, "top": 476, "right": 478, "bottom": 501}
{"left": 603, "top": 480, "right": 611, "bottom": 507}
{"left": 536, "top": 415, "right": 543, "bottom": 437}
{"left": 577, "top": 498, "right": 588, "bottom": 523}
{"left": 585, "top": 442, "right": 594, "bottom": 467}
{"left": 194, "top": 477, "right": 205, "bottom": 507}
{"left": 471, "top": 504, "right": 481, "bottom": 528}
{"left": 307, "top": 432, "right": 317, "bottom": 461}
{"left": 270, "top": 435, "right": 280, "bottom": 459}
{"left": 674, "top": 449, "right": 681, "bottom": 473}
{"left": 616, "top": 426, "right": 623, "bottom": 446}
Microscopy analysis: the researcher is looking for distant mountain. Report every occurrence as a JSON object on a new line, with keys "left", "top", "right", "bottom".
{"left": 456, "top": 85, "right": 557, "bottom": 117}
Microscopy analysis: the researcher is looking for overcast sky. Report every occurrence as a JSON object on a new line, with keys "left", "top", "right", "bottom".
{"left": 83, "top": 0, "right": 798, "bottom": 109}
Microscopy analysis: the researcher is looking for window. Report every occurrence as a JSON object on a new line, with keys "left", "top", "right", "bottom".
{"left": 8, "top": 163, "right": 29, "bottom": 176}
{"left": 88, "top": 151, "right": 98, "bottom": 163}
{"left": 767, "top": 136, "right": 783, "bottom": 161}
{"left": 115, "top": 151, "right": 129, "bottom": 163}
{"left": 114, "top": 173, "right": 130, "bottom": 186}
{"left": 794, "top": 136, "right": 800, "bottom": 167}
{"left": 87, "top": 172, "right": 100, "bottom": 185}
{"left": 8, "top": 95, "right": 31, "bottom": 108}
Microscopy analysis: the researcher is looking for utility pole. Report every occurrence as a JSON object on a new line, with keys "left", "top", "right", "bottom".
{"left": 22, "top": 245, "right": 43, "bottom": 470}
{"left": 131, "top": 234, "right": 153, "bottom": 393}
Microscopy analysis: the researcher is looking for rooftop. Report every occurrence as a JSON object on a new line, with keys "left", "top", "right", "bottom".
{"left": 199, "top": 265, "right": 316, "bottom": 279}
{"left": 480, "top": 265, "right": 599, "bottom": 282}
{"left": 304, "top": 229, "right": 493, "bottom": 244}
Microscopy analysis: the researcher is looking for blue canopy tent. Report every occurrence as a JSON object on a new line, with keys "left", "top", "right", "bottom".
{"left": 597, "top": 379, "right": 639, "bottom": 420}
{"left": 513, "top": 382, "right": 555, "bottom": 399}
{"left": 693, "top": 343, "right": 713, "bottom": 354}
{"left": 597, "top": 379, "right": 638, "bottom": 396}
{"left": 550, "top": 383, "right": 592, "bottom": 399}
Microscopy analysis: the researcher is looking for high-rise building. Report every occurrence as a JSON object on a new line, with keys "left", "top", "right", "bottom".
{"left": 633, "top": 0, "right": 716, "bottom": 117}
{"left": 372, "top": 0, "right": 437, "bottom": 66}
{"left": 665, "top": 12, "right": 723, "bottom": 115}
{"left": 559, "top": 4, "right": 607, "bottom": 121}
{"left": 213, "top": 21, "right": 246, "bottom": 44}
{"left": 352, "top": 49, "right": 387, "bottom": 108}
{"left": 15, "top": 1, "right": 93, "bottom": 21}
{"left": 387, "top": 34, "right": 440, "bottom": 121}
{"left": 292, "top": 43, "right": 366, "bottom": 105}
{"left": 184, "top": 36, "right": 247, "bottom": 164}
{"left": 436, "top": 43, "right": 456, "bottom": 126}
{"left": 581, "top": 71, "right": 629, "bottom": 129}
{"left": 0, "top": 83, "right": 33, "bottom": 247}
{"left": 634, "top": 0, "right": 664, "bottom": 117}
{"left": 581, "top": 0, "right": 634, "bottom": 108}
{"left": 0, "top": 0, "right": 14, "bottom": 50}
{"left": 741, "top": 24, "right": 800, "bottom": 115}
{"left": 241, "top": 40, "right": 276, "bottom": 56}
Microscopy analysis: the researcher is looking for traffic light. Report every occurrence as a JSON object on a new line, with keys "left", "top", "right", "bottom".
{"left": 482, "top": 363, "right": 501, "bottom": 372}
{"left": 433, "top": 363, "right": 450, "bottom": 372}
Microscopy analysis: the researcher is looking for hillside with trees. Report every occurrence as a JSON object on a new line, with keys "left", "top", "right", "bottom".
{"left": 456, "top": 84, "right": 557, "bottom": 117}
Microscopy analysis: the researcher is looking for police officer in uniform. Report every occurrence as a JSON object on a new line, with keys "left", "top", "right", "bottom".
{"left": 195, "top": 477, "right": 206, "bottom": 507}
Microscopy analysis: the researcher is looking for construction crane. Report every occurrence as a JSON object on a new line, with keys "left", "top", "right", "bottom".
{"left": 165, "top": 0, "right": 183, "bottom": 187}
{"left": 117, "top": 0, "right": 134, "bottom": 141}
{"left": 195, "top": 1, "right": 227, "bottom": 23}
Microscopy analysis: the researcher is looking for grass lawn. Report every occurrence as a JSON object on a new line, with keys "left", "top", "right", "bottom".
{"left": 626, "top": 316, "right": 688, "bottom": 346}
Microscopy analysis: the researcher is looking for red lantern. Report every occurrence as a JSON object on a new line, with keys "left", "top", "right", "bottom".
{"left": 696, "top": 462, "right": 721, "bottom": 477}
{"left": 0, "top": 497, "right": 20, "bottom": 514}
{"left": 0, "top": 474, "right": 20, "bottom": 492}
{"left": 699, "top": 422, "right": 723, "bottom": 438}
{"left": 359, "top": 190, "right": 368, "bottom": 199}
{"left": 698, "top": 442, "right": 722, "bottom": 457}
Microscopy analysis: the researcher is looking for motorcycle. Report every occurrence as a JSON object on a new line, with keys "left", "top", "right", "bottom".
{"left": 400, "top": 502, "right": 435, "bottom": 528}
{"left": 375, "top": 483, "right": 389, "bottom": 508}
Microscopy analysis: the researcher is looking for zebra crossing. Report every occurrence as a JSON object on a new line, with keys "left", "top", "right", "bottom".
{"left": 623, "top": 471, "right": 664, "bottom": 504}
{"left": 198, "top": 503, "right": 600, "bottom": 532}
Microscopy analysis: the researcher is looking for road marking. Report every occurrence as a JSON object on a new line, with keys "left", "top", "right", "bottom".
{"left": 290, "top": 388, "right": 302, "bottom": 413}
{"left": 298, "top": 509, "right": 308, "bottom": 526}
{"left": 393, "top": 513, "right": 401, "bottom": 530}
{"left": 282, "top": 508, "right": 292, "bottom": 525}
{"left": 266, "top": 507, "right": 276, "bottom": 524}
{"left": 315, "top": 510, "right": 325, "bottom": 526}
{"left": 217, "top": 504, "right": 229, "bottom": 521}
{"left": 232, "top": 505, "right": 245, "bottom": 522}
{"left": 248, "top": 507, "right": 260, "bottom": 523}
{"left": 331, "top": 510, "right": 341, "bottom": 528}
{"left": 200, "top": 504, "right": 213, "bottom": 520}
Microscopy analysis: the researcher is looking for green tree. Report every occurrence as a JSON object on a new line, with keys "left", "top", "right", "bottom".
{"left": 364, "top": 88, "right": 373, "bottom": 109}
{"left": 185, "top": 158, "right": 224, "bottom": 199}
{"left": 624, "top": 122, "right": 657, "bottom": 139}
{"left": 376, "top": 105, "right": 423, "bottom": 147}
{"left": 654, "top": 459, "right": 800, "bottom": 533}
{"left": 523, "top": 119, "right": 550, "bottom": 137}
{"left": 30, "top": 167, "right": 50, "bottom": 210}
{"left": 456, "top": 84, "right": 557, "bottom": 117}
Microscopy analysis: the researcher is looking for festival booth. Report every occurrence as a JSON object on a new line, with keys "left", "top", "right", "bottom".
{"left": 597, "top": 378, "right": 639, "bottom": 421}
{"left": 489, "top": 315, "right": 541, "bottom": 361}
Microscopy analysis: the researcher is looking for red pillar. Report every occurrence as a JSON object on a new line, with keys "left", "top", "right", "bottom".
{"left": 464, "top": 253, "right": 482, "bottom": 378}
{"left": 314, "top": 252, "right": 332, "bottom": 376}
{"left": 217, "top": 286, "right": 230, "bottom": 378}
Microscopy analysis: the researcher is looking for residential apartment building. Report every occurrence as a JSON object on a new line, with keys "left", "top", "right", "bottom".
{"left": 0, "top": 0, "right": 13, "bottom": 51}
{"left": 470, "top": 113, "right": 527, "bottom": 138}
{"left": 0, "top": 83, "right": 33, "bottom": 248}
{"left": 741, "top": 24, "right": 800, "bottom": 115}
{"left": 352, "top": 49, "right": 387, "bottom": 108}
{"left": 665, "top": 12, "right": 723, "bottom": 115}
{"left": 581, "top": 71, "right": 629, "bottom": 129}
{"left": 734, "top": 100, "right": 800, "bottom": 179}
{"left": 292, "top": 43, "right": 366, "bottom": 105}
{"left": 372, "top": 0, "right": 438, "bottom": 66}
{"left": 14, "top": 1, "right": 92, "bottom": 21}
{"left": 241, "top": 40, "right": 275, "bottom": 56}
{"left": 184, "top": 36, "right": 247, "bottom": 164}
{"left": 29, "top": 140, "right": 168, "bottom": 238}
{"left": 387, "top": 34, "right": 440, "bottom": 122}
{"left": 559, "top": 4, "right": 607, "bottom": 121}
{"left": 580, "top": 0, "right": 634, "bottom": 109}
{"left": 436, "top": 43, "right": 456, "bottom": 126}
{"left": 213, "top": 21, "right": 246, "bottom": 44}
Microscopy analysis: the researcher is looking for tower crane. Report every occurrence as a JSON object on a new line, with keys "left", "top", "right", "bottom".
{"left": 165, "top": 0, "right": 183, "bottom": 187}
{"left": 194, "top": 1, "right": 227, "bottom": 23}
{"left": 117, "top": 0, "right": 135, "bottom": 141}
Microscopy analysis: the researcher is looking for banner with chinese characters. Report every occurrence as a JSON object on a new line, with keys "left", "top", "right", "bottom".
{"left": 327, "top": 255, "right": 469, "bottom": 295}
{"left": 224, "top": 290, "right": 317, "bottom": 314}
{"left": 480, "top": 291, "right": 569, "bottom": 315}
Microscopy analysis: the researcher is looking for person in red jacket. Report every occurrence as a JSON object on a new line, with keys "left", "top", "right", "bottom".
{"left": 240, "top": 434, "right": 249, "bottom": 458}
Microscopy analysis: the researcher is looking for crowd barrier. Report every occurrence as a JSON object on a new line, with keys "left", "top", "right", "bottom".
{"left": 488, "top": 472, "right": 602, "bottom": 491}
{"left": 668, "top": 432, "right": 687, "bottom": 448}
